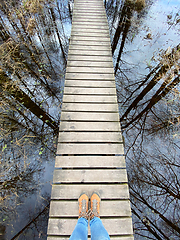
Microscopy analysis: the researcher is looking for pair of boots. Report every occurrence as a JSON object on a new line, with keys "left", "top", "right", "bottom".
{"left": 79, "top": 192, "right": 100, "bottom": 220}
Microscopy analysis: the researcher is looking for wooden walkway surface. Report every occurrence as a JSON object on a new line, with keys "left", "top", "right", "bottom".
{"left": 47, "top": 0, "right": 134, "bottom": 239}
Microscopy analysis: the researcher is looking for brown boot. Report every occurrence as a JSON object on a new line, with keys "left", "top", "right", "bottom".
{"left": 78, "top": 192, "right": 89, "bottom": 219}
{"left": 90, "top": 192, "right": 101, "bottom": 220}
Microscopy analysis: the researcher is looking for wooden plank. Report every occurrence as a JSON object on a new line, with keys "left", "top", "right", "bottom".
{"left": 61, "top": 103, "right": 118, "bottom": 112}
{"left": 73, "top": 17, "right": 107, "bottom": 22}
{"left": 53, "top": 169, "right": 127, "bottom": 183}
{"left": 64, "top": 88, "right": 116, "bottom": 95}
{"left": 71, "top": 32, "right": 109, "bottom": 37}
{"left": 60, "top": 112, "right": 120, "bottom": 121}
{"left": 66, "top": 67, "right": 114, "bottom": 73}
{"left": 48, "top": 218, "right": 133, "bottom": 236}
{"left": 71, "top": 25, "right": 109, "bottom": 30}
{"left": 58, "top": 132, "right": 122, "bottom": 142}
{"left": 51, "top": 184, "right": 129, "bottom": 200}
{"left": 73, "top": 15, "right": 106, "bottom": 19}
{"left": 49, "top": 200, "right": 131, "bottom": 217}
{"left": 64, "top": 80, "right": 115, "bottom": 88}
{"left": 73, "top": 18, "right": 107, "bottom": 23}
{"left": 69, "top": 45, "right": 111, "bottom": 50}
{"left": 69, "top": 39, "right": 110, "bottom": 46}
{"left": 59, "top": 122, "right": 121, "bottom": 131}
{"left": 63, "top": 95, "right": 117, "bottom": 103}
{"left": 72, "top": 21, "right": 107, "bottom": 25}
{"left": 68, "top": 49, "right": 111, "bottom": 56}
{"left": 65, "top": 73, "right": 114, "bottom": 80}
{"left": 57, "top": 143, "right": 124, "bottom": 155}
{"left": 73, "top": 6, "right": 105, "bottom": 9}
{"left": 55, "top": 156, "right": 126, "bottom": 168}
{"left": 68, "top": 55, "right": 112, "bottom": 61}
{"left": 74, "top": 7, "right": 104, "bottom": 10}
{"left": 71, "top": 36, "right": 110, "bottom": 41}
{"left": 48, "top": 237, "right": 134, "bottom": 240}
{"left": 67, "top": 61, "right": 113, "bottom": 67}
{"left": 73, "top": 12, "right": 106, "bottom": 15}
{"left": 63, "top": 94, "right": 117, "bottom": 103}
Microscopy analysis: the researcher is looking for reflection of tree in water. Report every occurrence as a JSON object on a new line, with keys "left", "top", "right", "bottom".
{"left": 0, "top": 0, "right": 71, "bottom": 238}
{"left": 107, "top": 0, "right": 180, "bottom": 239}
{"left": 0, "top": 0, "right": 179, "bottom": 239}
{"left": 106, "top": 0, "right": 147, "bottom": 73}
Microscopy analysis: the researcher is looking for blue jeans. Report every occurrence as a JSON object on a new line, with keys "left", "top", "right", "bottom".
{"left": 69, "top": 217, "right": 110, "bottom": 240}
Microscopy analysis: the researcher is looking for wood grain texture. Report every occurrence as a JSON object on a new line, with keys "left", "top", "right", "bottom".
{"left": 69, "top": 44, "right": 111, "bottom": 50}
{"left": 66, "top": 66, "right": 114, "bottom": 73}
{"left": 48, "top": 218, "right": 133, "bottom": 236}
{"left": 70, "top": 36, "right": 110, "bottom": 41}
{"left": 51, "top": 184, "right": 130, "bottom": 200}
{"left": 71, "top": 28, "right": 109, "bottom": 33}
{"left": 59, "top": 122, "right": 121, "bottom": 131}
{"left": 68, "top": 49, "right": 111, "bottom": 56}
{"left": 55, "top": 156, "right": 126, "bottom": 168}
{"left": 53, "top": 169, "right": 127, "bottom": 183}
{"left": 58, "top": 132, "right": 122, "bottom": 142}
{"left": 63, "top": 95, "right": 117, "bottom": 103}
{"left": 61, "top": 103, "right": 118, "bottom": 112}
{"left": 57, "top": 143, "right": 124, "bottom": 155}
{"left": 64, "top": 80, "right": 116, "bottom": 88}
{"left": 65, "top": 73, "right": 114, "bottom": 80}
{"left": 49, "top": 200, "right": 131, "bottom": 217}
{"left": 67, "top": 61, "right": 113, "bottom": 67}
{"left": 68, "top": 55, "right": 112, "bottom": 61}
{"left": 60, "top": 112, "right": 120, "bottom": 121}
{"left": 64, "top": 87, "right": 116, "bottom": 95}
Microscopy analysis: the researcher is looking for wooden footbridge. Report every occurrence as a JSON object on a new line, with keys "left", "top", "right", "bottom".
{"left": 47, "top": 0, "right": 134, "bottom": 239}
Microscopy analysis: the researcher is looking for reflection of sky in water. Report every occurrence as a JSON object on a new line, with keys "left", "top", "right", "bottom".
{"left": 118, "top": 0, "right": 179, "bottom": 76}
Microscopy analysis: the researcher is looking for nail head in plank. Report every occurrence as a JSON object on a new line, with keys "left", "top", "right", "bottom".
{"left": 55, "top": 156, "right": 126, "bottom": 168}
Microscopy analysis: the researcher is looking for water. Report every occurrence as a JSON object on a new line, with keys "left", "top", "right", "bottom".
{"left": 0, "top": 0, "right": 179, "bottom": 239}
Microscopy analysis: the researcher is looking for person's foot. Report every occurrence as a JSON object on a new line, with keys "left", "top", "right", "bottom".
{"left": 90, "top": 192, "right": 101, "bottom": 220}
{"left": 78, "top": 192, "right": 89, "bottom": 219}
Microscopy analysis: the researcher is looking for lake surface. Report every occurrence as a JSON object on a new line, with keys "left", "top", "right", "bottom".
{"left": 0, "top": 0, "right": 179, "bottom": 239}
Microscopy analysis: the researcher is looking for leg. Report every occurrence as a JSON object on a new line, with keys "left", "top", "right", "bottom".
{"left": 90, "top": 217, "right": 110, "bottom": 240}
{"left": 89, "top": 193, "right": 110, "bottom": 240}
{"left": 69, "top": 193, "right": 89, "bottom": 240}
{"left": 69, "top": 217, "right": 88, "bottom": 240}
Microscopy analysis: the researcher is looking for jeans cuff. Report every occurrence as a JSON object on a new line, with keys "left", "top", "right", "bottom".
{"left": 78, "top": 217, "right": 88, "bottom": 226}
